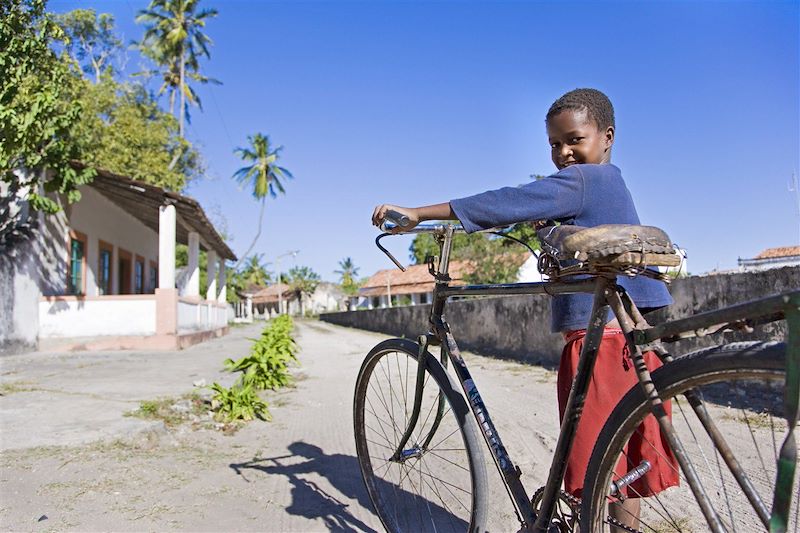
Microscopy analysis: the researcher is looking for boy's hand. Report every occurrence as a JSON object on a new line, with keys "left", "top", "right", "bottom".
{"left": 372, "top": 204, "right": 419, "bottom": 232}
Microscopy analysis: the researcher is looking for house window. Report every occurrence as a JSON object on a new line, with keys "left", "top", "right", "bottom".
{"left": 134, "top": 256, "right": 145, "bottom": 294}
{"left": 67, "top": 230, "right": 87, "bottom": 295}
{"left": 97, "top": 241, "right": 113, "bottom": 295}
{"left": 419, "top": 292, "right": 429, "bottom": 304}
{"left": 148, "top": 262, "right": 158, "bottom": 293}
{"left": 371, "top": 297, "right": 380, "bottom": 308}
{"left": 118, "top": 248, "right": 132, "bottom": 294}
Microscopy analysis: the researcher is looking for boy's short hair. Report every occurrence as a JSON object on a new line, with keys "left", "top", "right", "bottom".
{"left": 546, "top": 88, "right": 615, "bottom": 131}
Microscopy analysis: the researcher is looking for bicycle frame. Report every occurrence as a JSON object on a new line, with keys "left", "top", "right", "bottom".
{"left": 381, "top": 223, "right": 800, "bottom": 533}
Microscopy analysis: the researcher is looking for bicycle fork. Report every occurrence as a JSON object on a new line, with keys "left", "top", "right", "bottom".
{"left": 388, "top": 333, "right": 448, "bottom": 463}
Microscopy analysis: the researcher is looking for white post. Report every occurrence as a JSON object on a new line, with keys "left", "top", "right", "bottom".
{"left": 187, "top": 231, "right": 200, "bottom": 297}
{"left": 246, "top": 295, "right": 253, "bottom": 322}
{"left": 158, "top": 204, "right": 176, "bottom": 289}
{"left": 206, "top": 250, "right": 218, "bottom": 301}
{"left": 386, "top": 272, "right": 392, "bottom": 307}
{"left": 217, "top": 258, "right": 226, "bottom": 304}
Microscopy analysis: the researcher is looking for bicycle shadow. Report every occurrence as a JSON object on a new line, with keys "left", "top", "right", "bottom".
{"left": 230, "top": 441, "right": 469, "bottom": 532}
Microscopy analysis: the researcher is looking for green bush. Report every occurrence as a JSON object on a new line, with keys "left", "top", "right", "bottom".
{"left": 224, "top": 315, "right": 297, "bottom": 390}
{"left": 209, "top": 315, "right": 298, "bottom": 422}
{"left": 209, "top": 381, "right": 270, "bottom": 422}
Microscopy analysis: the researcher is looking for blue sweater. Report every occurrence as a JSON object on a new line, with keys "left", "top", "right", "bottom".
{"left": 450, "top": 163, "right": 673, "bottom": 332}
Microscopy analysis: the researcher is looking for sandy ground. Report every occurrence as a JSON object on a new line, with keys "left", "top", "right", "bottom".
{"left": 0, "top": 320, "right": 565, "bottom": 532}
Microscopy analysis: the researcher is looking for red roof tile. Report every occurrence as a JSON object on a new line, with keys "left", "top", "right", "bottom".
{"left": 754, "top": 246, "right": 800, "bottom": 260}
{"left": 359, "top": 261, "right": 471, "bottom": 297}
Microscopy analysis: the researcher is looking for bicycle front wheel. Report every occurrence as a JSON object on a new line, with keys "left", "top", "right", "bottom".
{"left": 581, "top": 341, "right": 797, "bottom": 532}
{"left": 354, "top": 338, "right": 488, "bottom": 532}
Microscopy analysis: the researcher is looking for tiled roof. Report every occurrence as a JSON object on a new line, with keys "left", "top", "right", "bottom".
{"left": 359, "top": 261, "right": 471, "bottom": 297}
{"left": 251, "top": 283, "right": 293, "bottom": 304}
{"left": 754, "top": 246, "right": 800, "bottom": 260}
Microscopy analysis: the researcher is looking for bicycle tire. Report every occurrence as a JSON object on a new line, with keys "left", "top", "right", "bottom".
{"left": 354, "top": 338, "right": 489, "bottom": 532}
{"left": 581, "top": 341, "right": 797, "bottom": 532}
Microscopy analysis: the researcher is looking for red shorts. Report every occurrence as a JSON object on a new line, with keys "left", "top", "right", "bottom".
{"left": 557, "top": 328, "right": 679, "bottom": 498}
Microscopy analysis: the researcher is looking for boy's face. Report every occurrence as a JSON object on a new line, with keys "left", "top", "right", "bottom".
{"left": 546, "top": 108, "right": 614, "bottom": 170}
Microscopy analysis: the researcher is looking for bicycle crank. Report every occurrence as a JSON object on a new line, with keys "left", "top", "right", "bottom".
{"left": 530, "top": 487, "right": 580, "bottom": 533}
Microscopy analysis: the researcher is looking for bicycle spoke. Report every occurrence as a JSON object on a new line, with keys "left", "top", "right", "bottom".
{"left": 356, "top": 343, "right": 483, "bottom": 531}
{"left": 425, "top": 449, "right": 471, "bottom": 472}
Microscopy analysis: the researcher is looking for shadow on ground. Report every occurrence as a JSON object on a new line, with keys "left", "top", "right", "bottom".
{"left": 231, "top": 441, "right": 377, "bottom": 532}
{"left": 230, "top": 441, "right": 470, "bottom": 532}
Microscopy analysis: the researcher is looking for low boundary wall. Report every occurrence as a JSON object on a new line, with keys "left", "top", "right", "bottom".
{"left": 320, "top": 267, "right": 800, "bottom": 365}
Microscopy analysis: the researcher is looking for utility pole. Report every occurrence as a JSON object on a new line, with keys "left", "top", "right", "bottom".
{"left": 789, "top": 171, "right": 799, "bottom": 244}
{"left": 386, "top": 271, "right": 391, "bottom": 308}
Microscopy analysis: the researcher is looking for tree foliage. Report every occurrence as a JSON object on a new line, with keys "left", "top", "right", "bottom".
{"left": 135, "top": 0, "right": 218, "bottom": 136}
{"left": 335, "top": 257, "right": 361, "bottom": 296}
{"left": 409, "top": 222, "right": 540, "bottom": 284}
{"left": 286, "top": 266, "right": 320, "bottom": 315}
{"left": 1, "top": 0, "right": 205, "bottom": 243}
{"left": 238, "top": 254, "right": 272, "bottom": 288}
{"left": 54, "top": 8, "right": 121, "bottom": 82}
{"left": 74, "top": 75, "right": 202, "bottom": 191}
{"left": 232, "top": 133, "right": 293, "bottom": 269}
{"left": 0, "top": 0, "right": 95, "bottom": 216}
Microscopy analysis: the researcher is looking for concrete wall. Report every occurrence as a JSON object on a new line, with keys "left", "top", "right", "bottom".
{"left": 0, "top": 236, "right": 41, "bottom": 355}
{"left": 321, "top": 267, "right": 800, "bottom": 365}
{"left": 39, "top": 296, "right": 157, "bottom": 338}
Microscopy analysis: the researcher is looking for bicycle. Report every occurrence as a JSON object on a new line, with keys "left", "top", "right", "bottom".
{"left": 353, "top": 212, "right": 800, "bottom": 532}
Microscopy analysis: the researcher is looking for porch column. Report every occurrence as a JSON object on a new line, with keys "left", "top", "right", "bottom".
{"left": 206, "top": 250, "right": 218, "bottom": 300}
{"left": 186, "top": 231, "right": 200, "bottom": 297}
{"left": 158, "top": 204, "right": 176, "bottom": 289}
{"left": 156, "top": 203, "right": 178, "bottom": 336}
{"left": 217, "top": 258, "right": 227, "bottom": 304}
{"left": 246, "top": 295, "right": 253, "bottom": 321}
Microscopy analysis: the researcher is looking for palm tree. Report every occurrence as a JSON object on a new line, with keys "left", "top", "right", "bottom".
{"left": 232, "top": 133, "right": 293, "bottom": 270}
{"left": 239, "top": 254, "right": 271, "bottom": 288}
{"left": 135, "top": 0, "right": 217, "bottom": 137}
{"left": 335, "top": 257, "right": 360, "bottom": 295}
{"left": 286, "top": 266, "right": 320, "bottom": 316}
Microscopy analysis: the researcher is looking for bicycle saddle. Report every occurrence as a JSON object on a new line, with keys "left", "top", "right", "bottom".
{"left": 537, "top": 224, "right": 681, "bottom": 267}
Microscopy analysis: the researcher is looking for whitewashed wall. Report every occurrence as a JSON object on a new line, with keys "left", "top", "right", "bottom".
{"left": 65, "top": 186, "right": 160, "bottom": 296}
{"left": 178, "top": 298, "right": 227, "bottom": 333}
{"left": 39, "top": 297, "right": 157, "bottom": 338}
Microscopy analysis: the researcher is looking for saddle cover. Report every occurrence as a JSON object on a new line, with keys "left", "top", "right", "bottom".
{"left": 537, "top": 224, "right": 681, "bottom": 268}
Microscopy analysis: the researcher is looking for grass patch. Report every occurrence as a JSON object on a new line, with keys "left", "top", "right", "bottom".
{"left": 126, "top": 392, "right": 211, "bottom": 428}
{"left": 0, "top": 380, "right": 38, "bottom": 396}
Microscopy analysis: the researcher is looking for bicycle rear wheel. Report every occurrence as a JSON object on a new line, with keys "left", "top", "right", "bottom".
{"left": 354, "top": 338, "right": 488, "bottom": 532}
{"left": 581, "top": 341, "right": 798, "bottom": 532}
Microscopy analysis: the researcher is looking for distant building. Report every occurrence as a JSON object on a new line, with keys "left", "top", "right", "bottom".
{"left": 247, "top": 281, "right": 345, "bottom": 318}
{"left": 1, "top": 165, "right": 236, "bottom": 354}
{"left": 738, "top": 246, "right": 800, "bottom": 271}
{"left": 354, "top": 261, "right": 471, "bottom": 309}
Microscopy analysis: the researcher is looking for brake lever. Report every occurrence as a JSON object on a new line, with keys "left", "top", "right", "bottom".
{"left": 375, "top": 233, "right": 407, "bottom": 272}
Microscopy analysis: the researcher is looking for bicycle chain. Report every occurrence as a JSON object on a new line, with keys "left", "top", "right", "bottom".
{"left": 529, "top": 487, "right": 642, "bottom": 533}
{"left": 605, "top": 515, "right": 642, "bottom": 533}
{"left": 530, "top": 486, "right": 581, "bottom": 533}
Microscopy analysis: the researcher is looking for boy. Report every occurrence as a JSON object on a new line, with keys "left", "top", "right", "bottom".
{"left": 372, "top": 88, "right": 678, "bottom": 529}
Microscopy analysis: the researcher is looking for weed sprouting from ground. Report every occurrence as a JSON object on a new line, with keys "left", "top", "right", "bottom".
{"left": 210, "top": 315, "right": 298, "bottom": 423}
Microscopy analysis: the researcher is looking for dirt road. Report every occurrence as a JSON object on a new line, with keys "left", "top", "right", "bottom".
{"left": 1, "top": 320, "right": 564, "bottom": 532}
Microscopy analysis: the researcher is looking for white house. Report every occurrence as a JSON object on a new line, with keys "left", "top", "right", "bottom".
{"left": 739, "top": 246, "right": 800, "bottom": 271}
{"left": 0, "top": 165, "right": 236, "bottom": 353}
{"left": 354, "top": 261, "right": 471, "bottom": 309}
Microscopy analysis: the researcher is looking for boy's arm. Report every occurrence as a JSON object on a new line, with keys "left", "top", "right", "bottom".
{"left": 372, "top": 202, "right": 456, "bottom": 231}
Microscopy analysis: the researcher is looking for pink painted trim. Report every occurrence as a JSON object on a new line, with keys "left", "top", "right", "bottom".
{"left": 39, "top": 326, "right": 230, "bottom": 352}
{"left": 41, "top": 294, "right": 157, "bottom": 302}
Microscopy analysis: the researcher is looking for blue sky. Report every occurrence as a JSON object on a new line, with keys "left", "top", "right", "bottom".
{"left": 50, "top": 0, "right": 800, "bottom": 281}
